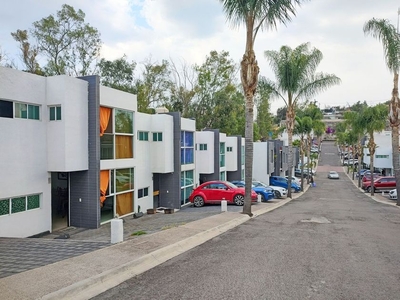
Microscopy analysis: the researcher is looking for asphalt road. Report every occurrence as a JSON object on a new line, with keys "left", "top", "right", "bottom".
{"left": 94, "top": 141, "right": 400, "bottom": 300}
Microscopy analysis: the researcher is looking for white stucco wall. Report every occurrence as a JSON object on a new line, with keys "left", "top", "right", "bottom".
{"left": 253, "top": 142, "right": 270, "bottom": 183}
{"left": 226, "top": 137, "right": 238, "bottom": 171}
{"left": 195, "top": 131, "right": 215, "bottom": 173}
{"left": 0, "top": 67, "right": 51, "bottom": 237}
{"left": 363, "top": 131, "right": 393, "bottom": 169}
{"left": 151, "top": 114, "right": 174, "bottom": 173}
{"left": 46, "top": 76, "right": 88, "bottom": 171}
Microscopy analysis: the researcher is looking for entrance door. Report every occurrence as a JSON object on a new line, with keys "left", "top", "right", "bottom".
{"left": 51, "top": 172, "right": 69, "bottom": 231}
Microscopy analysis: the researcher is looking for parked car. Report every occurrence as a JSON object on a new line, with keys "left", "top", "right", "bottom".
{"left": 327, "top": 171, "right": 340, "bottom": 179}
{"left": 362, "top": 176, "right": 396, "bottom": 193}
{"left": 230, "top": 180, "right": 274, "bottom": 201}
{"left": 189, "top": 181, "right": 258, "bottom": 207}
{"left": 252, "top": 180, "right": 288, "bottom": 199}
{"left": 356, "top": 169, "right": 368, "bottom": 178}
{"left": 285, "top": 176, "right": 301, "bottom": 186}
{"left": 389, "top": 189, "right": 397, "bottom": 200}
{"left": 294, "top": 169, "right": 314, "bottom": 178}
{"left": 270, "top": 176, "right": 301, "bottom": 192}
{"left": 343, "top": 159, "right": 358, "bottom": 166}
{"left": 362, "top": 173, "right": 381, "bottom": 183}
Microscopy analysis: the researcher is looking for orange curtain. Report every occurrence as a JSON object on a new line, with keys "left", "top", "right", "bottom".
{"left": 100, "top": 107, "right": 112, "bottom": 136}
{"left": 116, "top": 135, "right": 133, "bottom": 159}
{"left": 116, "top": 192, "right": 133, "bottom": 216}
{"left": 100, "top": 170, "right": 110, "bottom": 205}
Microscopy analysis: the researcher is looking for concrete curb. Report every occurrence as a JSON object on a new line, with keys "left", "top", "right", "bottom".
{"left": 42, "top": 191, "right": 307, "bottom": 300}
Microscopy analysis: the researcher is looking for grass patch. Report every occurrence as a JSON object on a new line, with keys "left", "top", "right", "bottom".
{"left": 131, "top": 230, "right": 147, "bottom": 236}
{"left": 161, "top": 222, "right": 186, "bottom": 230}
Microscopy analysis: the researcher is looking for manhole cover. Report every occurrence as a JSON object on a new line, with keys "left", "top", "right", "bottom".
{"left": 301, "top": 217, "right": 331, "bottom": 224}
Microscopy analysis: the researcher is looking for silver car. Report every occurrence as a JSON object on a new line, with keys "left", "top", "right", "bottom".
{"left": 389, "top": 189, "right": 397, "bottom": 200}
{"left": 328, "top": 171, "right": 339, "bottom": 179}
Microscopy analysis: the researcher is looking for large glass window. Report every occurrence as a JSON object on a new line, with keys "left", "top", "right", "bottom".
{"left": 15, "top": 103, "right": 39, "bottom": 120}
{"left": 101, "top": 168, "right": 135, "bottom": 223}
{"left": 181, "top": 131, "right": 194, "bottom": 164}
{"left": 220, "top": 142, "right": 225, "bottom": 167}
{"left": 100, "top": 108, "right": 134, "bottom": 160}
{"left": 181, "top": 170, "right": 194, "bottom": 205}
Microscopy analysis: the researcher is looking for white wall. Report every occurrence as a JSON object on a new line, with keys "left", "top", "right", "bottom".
{"left": 151, "top": 114, "right": 174, "bottom": 173}
{"left": 195, "top": 131, "right": 215, "bottom": 173}
{"left": 226, "top": 137, "right": 238, "bottom": 171}
{"left": 0, "top": 67, "right": 51, "bottom": 237}
{"left": 253, "top": 142, "right": 270, "bottom": 184}
{"left": 47, "top": 76, "right": 88, "bottom": 171}
{"left": 363, "top": 131, "right": 393, "bottom": 169}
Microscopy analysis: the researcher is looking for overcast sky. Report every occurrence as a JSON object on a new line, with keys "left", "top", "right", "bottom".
{"left": 1, "top": 0, "right": 400, "bottom": 114}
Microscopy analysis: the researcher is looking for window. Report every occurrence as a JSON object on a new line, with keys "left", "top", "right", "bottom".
{"left": 138, "top": 131, "right": 149, "bottom": 141}
{"left": 376, "top": 155, "right": 389, "bottom": 159}
{"left": 227, "top": 147, "right": 233, "bottom": 152}
{"left": 15, "top": 103, "right": 40, "bottom": 120}
{"left": 49, "top": 106, "right": 61, "bottom": 121}
{"left": 220, "top": 142, "right": 225, "bottom": 167}
{"left": 100, "top": 168, "right": 135, "bottom": 223}
{"left": 138, "top": 187, "right": 149, "bottom": 198}
{"left": 220, "top": 171, "right": 226, "bottom": 181}
{"left": 181, "top": 170, "right": 194, "bottom": 205}
{"left": 0, "top": 100, "right": 13, "bottom": 118}
{"left": 181, "top": 131, "right": 194, "bottom": 164}
{"left": 0, "top": 193, "right": 40, "bottom": 216}
{"left": 199, "top": 144, "right": 207, "bottom": 151}
{"left": 241, "top": 145, "right": 245, "bottom": 165}
{"left": 101, "top": 108, "right": 134, "bottom": 160}
{"left": 153, "top": 132, "right": 163, "bottom": 142}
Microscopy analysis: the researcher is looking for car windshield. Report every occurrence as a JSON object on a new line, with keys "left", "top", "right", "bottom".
{"left": 253, "top": 181, "right": 267, "bottom": 187}
{"left": 225, "top": 181, "right": 239, "bottom": 189}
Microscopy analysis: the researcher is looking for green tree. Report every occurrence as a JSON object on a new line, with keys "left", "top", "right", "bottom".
{"left": 97, "top": 55, "right": 137, "bottom": 92}
{"left": 10, "top": 30, "right": 42, "bottom": 74}
{"left": 256, "top": 77, "right": 274, "bottom": 140}
{"left": 361, "top": 104, "right": 388, "bottom": 196}
{"left": 135, "top": 58, "right": 172, "bottom": 113}
{"left": 294, "top": 115, "right": 313, "bottom": 190}
{"left": 29, "top": 4, "right": 101, "bottom": 76}
{"left": 364, "top": 18, "right": 400, "bottom": 204}
{"left": 264, "top": 43, "right": 341, "bottom": 197}
{"left": 219, "top": 0, "right": 303, "bottom": 215}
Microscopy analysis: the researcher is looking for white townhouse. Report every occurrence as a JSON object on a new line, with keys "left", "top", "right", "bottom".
{"left": 363, "top": 131, "right": 393, "bottom": 175}
{"left": 253, "top": 141, "right": 275, "bottom": 184}
{"left": 0, "top": 67, "right": 196, "bottom": 237}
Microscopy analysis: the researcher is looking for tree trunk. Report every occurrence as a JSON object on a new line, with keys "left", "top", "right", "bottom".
{"left": 300, "top": 138, "right": 305, "bottom": 191}
{"left": 388, "top": 73, "right": 400, "bottom": 206}
{"left": 352, "top": 143, "right": 356, "bottom": 180}
{"left": 357, "top": 139, "right": 363, "bottom": 188}
{"left": 368, "top": 137, "right": 376, "bottom": 196}
{"left": 307, "top": 135, "right": 311, "bottom": 185}
{"left": 240, "top": 49, "right": 259, "bottom": 216}
{"left": 286, "top": 105, "right": 295, "bottom": 198}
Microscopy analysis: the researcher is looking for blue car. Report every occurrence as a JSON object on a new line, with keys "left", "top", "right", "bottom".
{"left": 230, "top": 180, "right": 275, "bottom": 201}
{"left": 269, "top": 176, "right": 301, "bottom": 193}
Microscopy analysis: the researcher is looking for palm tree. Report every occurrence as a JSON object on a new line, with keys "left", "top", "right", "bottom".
{"left": 294, "top": 115, "right": 313, "bottom": 191}
{"left": 362, "top": 104, "right": 388, "bottom": 196}
{"left": 264, "top": 43, "right": 341, "bottom": 196}
{"left": 364, "top": 18, "right": 400, "bottom": 204}
{"left": 219, "top": 0, "right": 303, "bottom": 215}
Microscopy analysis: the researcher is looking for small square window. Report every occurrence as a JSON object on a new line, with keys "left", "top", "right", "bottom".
{"left": 50, "top": 106, "right": 61, "bottom": 121}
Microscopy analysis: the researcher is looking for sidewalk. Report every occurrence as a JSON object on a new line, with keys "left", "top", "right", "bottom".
{"left": 0, "top": 190, "right": 308, "bottom": 300}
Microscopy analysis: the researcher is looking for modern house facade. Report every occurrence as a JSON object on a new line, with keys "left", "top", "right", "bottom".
{"left": 1, "top": 67, "right": 291, "bottom": 238}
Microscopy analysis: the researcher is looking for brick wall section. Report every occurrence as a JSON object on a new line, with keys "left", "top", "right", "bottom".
{"left": 69, "top": 75, "right": 100, "bottom": 229}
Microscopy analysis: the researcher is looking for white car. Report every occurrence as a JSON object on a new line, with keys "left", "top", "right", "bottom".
{"left": 389, "top": 189, "right": 397, "bottom": 200}
{"left": 285, "top": 176, "right": 301, "bottom": 186}
{"left": 327, "top": 171, "right": 339, "bottom": 179}
{"left": 252, "top": 180, "right": 287, "bottom": 199}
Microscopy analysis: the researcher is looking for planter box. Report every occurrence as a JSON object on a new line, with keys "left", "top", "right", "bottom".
{"left": 164, "top": 208, "right": 174, "bottom": 214}
{"left": 147, "top": 208, "right": 157, "bottom": 214}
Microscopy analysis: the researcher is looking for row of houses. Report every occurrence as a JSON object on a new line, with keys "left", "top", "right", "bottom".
{"left": 0, "top": 67, "right": 299, "bottom": 238}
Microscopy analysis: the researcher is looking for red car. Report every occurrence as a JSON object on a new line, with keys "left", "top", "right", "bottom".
{"left": 189, "top": 181, "right": 258, "bottom": 207}
{"left": 362, "top": 176, "right": 396, "bottom": 193}
{"left": 362, "top": 173, "right": 381, "bottom": 183}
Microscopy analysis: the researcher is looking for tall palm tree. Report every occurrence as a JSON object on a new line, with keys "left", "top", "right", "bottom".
{"left": 362, "top": 104, "right": 388, "bottom": 196}
{"left": 264, "top": 43, "right": 341, "bottom": 196}
{"left": 294, "top": 115, "right": 313, "bottom": 190}
{"left": 219, "top": 0, "right": 303, "bottom": 215}
{"left": 364, "top": 18, "right": 400, "bottom": 204}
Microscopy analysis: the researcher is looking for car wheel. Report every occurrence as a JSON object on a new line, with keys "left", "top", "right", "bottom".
{"left": 258, "top": 193, "right": 266, "bottom": 202}
{"left": 274, "top": 190, "right": 281, "bottom": 199}
{"left": 234, "top": 194, "right": 245, "bottom": 206}
{"left": 367, "top": 186, "right": 373, "bottom": 193}
{"left": 193, "top": 196, "right": 205, "bottom": 207}
{"left": 291, "top": 187, "right": 296, "bottom": 193}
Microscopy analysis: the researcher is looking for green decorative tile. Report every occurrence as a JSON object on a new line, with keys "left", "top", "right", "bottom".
{"left": 11, "top": 197, "right": 26, "bottom": 213}
{"left": 27, "top": 194, "right": 40, "bottom": 210}
{"left": 0, "top": 199, "right": 10, "bottom": 216}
